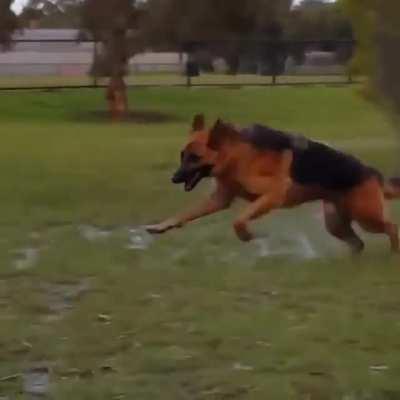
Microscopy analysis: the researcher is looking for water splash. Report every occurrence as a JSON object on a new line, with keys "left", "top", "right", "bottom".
{"left": 254, "top": 232, "right": 318, "bottom": 260}
{"left": 126, "top": 227, "right": 154, "bottom": 250}
{"left": 79, "top": 225, "right": 153, "bottom": 250}
{"left": 78, "top": 225, "right": 112, "bottom": 241}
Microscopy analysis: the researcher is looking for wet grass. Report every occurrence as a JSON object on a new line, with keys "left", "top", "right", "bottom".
{"left": 0, "top": 86, "right": 400, "bottom": 399}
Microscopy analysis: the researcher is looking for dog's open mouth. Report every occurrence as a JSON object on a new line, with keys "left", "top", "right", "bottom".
{"left": 184, "top": 171, "right": 203, "bottom": 192}
{"left": 174, "top": 165, "right": 213, "bottom": 192}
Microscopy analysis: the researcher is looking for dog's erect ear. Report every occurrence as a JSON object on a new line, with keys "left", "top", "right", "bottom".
{"left": 192, "top": 114, "right": 205, "bottom": 132}
{"left": 208, "top": 119, "right": 238, "bottom": 150}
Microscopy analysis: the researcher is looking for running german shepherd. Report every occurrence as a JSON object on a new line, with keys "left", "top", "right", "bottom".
{"left": 147, "top": 115, "right": 400, "bottom": 253}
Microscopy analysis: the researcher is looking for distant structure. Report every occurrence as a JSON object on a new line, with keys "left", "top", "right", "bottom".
{"left": 0, "top": 29, "right": 186, "bottom": 77}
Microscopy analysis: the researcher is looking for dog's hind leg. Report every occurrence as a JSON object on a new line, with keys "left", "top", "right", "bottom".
{"left": 323, "top": 202, "right": 365, "bottom": 254}
{"left": 342, "top": 177, "right": 399, "bottom": 253}
{"left": 357, "top": 217, "right": 399, "bottom": 253}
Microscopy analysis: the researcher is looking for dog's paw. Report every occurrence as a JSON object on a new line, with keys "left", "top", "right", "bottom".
{"left": 145, "top": 224, "right": 169, "bottom": 234}
{"left": 145, "top": 220, "right": 179, "bottom": 234}
{"left": 233, "top": 221, "right": 254, "bottom": 242}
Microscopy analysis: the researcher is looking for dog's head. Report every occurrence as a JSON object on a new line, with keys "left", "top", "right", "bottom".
{"left": 172, "top": 114, "right": 239, "bottom": 191}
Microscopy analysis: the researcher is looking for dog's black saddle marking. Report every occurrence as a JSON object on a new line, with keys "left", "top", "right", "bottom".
{"left": 241, "top": 124, "right": 381, "bottom": 191}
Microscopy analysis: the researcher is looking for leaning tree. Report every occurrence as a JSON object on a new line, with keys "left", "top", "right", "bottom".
{"left": 80, "top": 0, "right": 144, "bottom": 121}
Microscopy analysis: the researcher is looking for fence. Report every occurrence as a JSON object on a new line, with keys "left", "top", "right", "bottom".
{"left": 0, "top": 37, "right": 358, "bottom": 90}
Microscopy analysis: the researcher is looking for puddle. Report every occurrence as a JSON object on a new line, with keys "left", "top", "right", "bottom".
{"left": 23, "top": 366, "right": 49, "bottom": 397}
{"left": 78, "top": 225, "right": 112, "bottom": 241}
{"left": 232, "top": 362, "right": 254, "bottom": 371}
{"left": 13, "top": 248, "right": 40, "bottom": 271}
{"left": 41, "top": 279, "right": 92, "bottom": 318}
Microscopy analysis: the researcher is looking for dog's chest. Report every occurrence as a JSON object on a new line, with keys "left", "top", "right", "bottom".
{"left": 216, "top": 176, "right": 264, "bottom": 201}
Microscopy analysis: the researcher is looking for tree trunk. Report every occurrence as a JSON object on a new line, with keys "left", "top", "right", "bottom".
{"left": 106, "top": 75, "right": 128, "bottom": 122}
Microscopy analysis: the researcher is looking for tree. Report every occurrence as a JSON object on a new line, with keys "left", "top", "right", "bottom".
{"left": 80, "top": 0, "right": 144, "bottom": 121}
{"left": 20, "top": 0, "right": 145, "bottom": 121}
{"left": 0, "top": 0, "right": 18, "bottom": 50}
{"left": 20, "top": 0, "right": 81, "bottom": 28}
{"left": 343, "top": 0, "right": 400, "bottom": 115}
{"left": 289, "top": 0, "right": 353, "bottom": 40}
{"left": 145, "top": 0, "right": 293, "bottom": 45}
{"left": 143, "top": 0, "right": 293, "bottom": 73}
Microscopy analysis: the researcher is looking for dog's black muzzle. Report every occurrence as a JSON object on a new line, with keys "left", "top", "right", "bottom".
{"left": 172, "top": 165, "right": 213, "bottom": 192}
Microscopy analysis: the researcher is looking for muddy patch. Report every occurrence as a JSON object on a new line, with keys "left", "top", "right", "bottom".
{"left": 74, "top": 110, "right": 181, "bottom": 124}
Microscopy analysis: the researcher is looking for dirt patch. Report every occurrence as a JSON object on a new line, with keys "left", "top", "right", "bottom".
{"left": 74, "top": 110, "right": 181, "bottom": 124}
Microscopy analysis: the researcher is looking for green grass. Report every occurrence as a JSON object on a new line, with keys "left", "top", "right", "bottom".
{"left": 0, "top": 86, "right": 400, "bottom": 399}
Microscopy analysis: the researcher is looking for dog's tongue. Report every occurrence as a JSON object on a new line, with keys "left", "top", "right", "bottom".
{"left": 184, "top": 181, "right": 192, "bottom": 191}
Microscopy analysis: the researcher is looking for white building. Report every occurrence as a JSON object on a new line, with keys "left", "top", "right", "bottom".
{"left": 0, "top": 29, "right": 186, "bottom": 76}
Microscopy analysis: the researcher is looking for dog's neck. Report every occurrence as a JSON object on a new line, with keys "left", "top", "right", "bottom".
{"left": 212, "top": 141, "right": 249, "bottom": 178}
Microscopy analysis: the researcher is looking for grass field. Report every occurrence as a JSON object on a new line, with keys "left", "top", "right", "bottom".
{"left": 1, "top": 86, "right": 400, "bottom": 399}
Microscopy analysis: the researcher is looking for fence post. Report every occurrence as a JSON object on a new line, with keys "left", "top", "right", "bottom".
{"left": 347, "top": 69, "right": 353, "bottom": 84}
{"left": 186, "top": 74, "right": 192, "bottom": 88}
{"left": 268, "top": 39, "right": 281, "bottom": 86}
{"left": 93, "top": 40, "right": 98, "bottom": 87}
{"left": 347, "top": 41, "right": 355, "bottom": 84}
{"left": 185, "top": 60, "right": 199, "bottom": 88}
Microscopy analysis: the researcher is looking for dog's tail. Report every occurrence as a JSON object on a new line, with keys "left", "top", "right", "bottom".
{"left": 384, "top": 177, "right": 400, "bottom": 200}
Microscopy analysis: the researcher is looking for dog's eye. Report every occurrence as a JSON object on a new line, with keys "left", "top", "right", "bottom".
{"left": 187, "top": 154, "right": 200, "bottom": 163}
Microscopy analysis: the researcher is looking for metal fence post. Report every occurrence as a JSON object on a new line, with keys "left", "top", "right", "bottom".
{"left": 93, "top": 40, "right": 98, "bottom": 88}
{"left": 347, "top": 69, "right": 353, "bottom": 84}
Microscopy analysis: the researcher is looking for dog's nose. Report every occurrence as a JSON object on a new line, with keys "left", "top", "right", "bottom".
{"left": 172, "top": 171, "right": 184, "bottom": 184}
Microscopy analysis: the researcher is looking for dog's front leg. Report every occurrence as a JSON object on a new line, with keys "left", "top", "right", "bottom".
{"left": 146, "top": 185, "right": 233, "bottom": 234}
{"left": 233, "top": 188, "right": 286, "bottom": 242}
